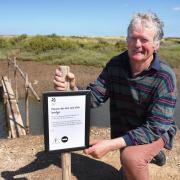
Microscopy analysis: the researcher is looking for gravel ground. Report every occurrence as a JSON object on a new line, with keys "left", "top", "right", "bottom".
{"left": 0, "top": 128, "right": 179, "bottom": 180}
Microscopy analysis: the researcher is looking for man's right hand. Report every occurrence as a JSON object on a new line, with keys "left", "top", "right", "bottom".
{"left": 53, "top": 67, "right": 77, "bottom": 91}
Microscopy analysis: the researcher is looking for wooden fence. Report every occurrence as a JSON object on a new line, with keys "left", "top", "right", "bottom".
{"left": 1, "top": 76, "right": 26, "bottom": 137}
{"left": 1, "top": 56, "right": 40, "bottom": 137}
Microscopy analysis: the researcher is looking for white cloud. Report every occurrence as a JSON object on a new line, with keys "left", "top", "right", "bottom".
{"left": 173, "top": 6, "right": 180, "bottom": 11}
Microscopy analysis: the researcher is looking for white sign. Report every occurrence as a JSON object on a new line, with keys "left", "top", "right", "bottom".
{"left": 43, "top": 91, "right": 90, "bottom": 152}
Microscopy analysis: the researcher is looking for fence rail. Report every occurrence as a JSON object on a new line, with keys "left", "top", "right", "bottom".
{"left": 3, "top": 56, "right": 41, "bottom": 135}
{"left": 8, "top": 57, "right": 40, "bottom": 101}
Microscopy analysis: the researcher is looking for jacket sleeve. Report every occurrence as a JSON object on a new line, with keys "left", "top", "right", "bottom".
{"left": 87, "top": 65, "right": 110, "bottom": 108}
{"left": 123, "top": 89, "right": 177, "bottom": 150}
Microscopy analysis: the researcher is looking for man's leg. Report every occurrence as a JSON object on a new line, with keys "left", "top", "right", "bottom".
{"left": 120, "top": 138, "right": 164, "bottom": 180}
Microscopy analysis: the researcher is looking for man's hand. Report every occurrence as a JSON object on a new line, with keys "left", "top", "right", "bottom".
{"left": 84, "top": 137, "right": 127, "bottom": 159}
{"left": 53, "top": 67, "right": 77, "bottom": 91}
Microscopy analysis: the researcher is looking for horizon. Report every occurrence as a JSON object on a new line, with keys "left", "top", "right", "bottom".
{"left": 0, "top": 34, "right": 180, "bottom": 39}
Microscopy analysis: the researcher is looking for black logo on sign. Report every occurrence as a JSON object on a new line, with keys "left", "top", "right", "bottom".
{"left": 51, "top": 97, "right": 56, "bottom": 102}
{"left": 61, "top": 136, "right": 68, "bottom": 143}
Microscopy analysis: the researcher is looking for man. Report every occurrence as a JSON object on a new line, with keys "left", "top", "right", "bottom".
{"left": 54, "top": 12, "right": 177, "bottom": 180}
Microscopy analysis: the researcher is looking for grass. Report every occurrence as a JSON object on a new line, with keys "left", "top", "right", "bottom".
{"left": 158, "top": 41, "right": 180, "bottom": 68}
{"left": 0, "top": 35, "right": 180, "bottom": 68}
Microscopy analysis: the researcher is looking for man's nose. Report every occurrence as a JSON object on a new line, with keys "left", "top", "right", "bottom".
{"left": 135, "top": 39, "right": 142, "bottom": 47}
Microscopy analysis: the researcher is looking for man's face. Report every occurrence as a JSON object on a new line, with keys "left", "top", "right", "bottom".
{"left": 127, "top": 23, "right": 159, "bottom": 63}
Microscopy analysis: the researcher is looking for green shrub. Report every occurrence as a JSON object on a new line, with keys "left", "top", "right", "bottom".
{"left": 0, "top": 38, "right": 7, "bottom": 48}
{"left": 24, "top": 35, "right": 79, "bottom": 54}
{"left": 115, "top": 40, "right": 126, "bottom": 51}
{"left": 1, "top": 36, "right": 180, "bottom": 68}
{"left": 25, "top": 36, "right": 53, "bottom": 54}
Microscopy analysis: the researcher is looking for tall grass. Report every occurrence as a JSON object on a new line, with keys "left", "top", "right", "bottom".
{"left": 0, "top": 34, "right": 179, "bottom": 68}
{"left": 158, "top": 39, "right": 180, "bottom": 68}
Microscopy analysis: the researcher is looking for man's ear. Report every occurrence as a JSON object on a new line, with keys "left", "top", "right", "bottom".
{"left": 153, "top": 41, "right": 160, "bottom": 51}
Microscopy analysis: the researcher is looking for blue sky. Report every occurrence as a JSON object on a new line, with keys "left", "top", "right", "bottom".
{"left": 1, "top": 0, "right": 180, "bottom": 37}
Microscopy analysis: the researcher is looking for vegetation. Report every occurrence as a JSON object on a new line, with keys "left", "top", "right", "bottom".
{"left": 0, "top": 34, "right": 180, "bottom": 67}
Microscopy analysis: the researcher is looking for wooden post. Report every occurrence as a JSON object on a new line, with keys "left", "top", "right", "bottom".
{"left": 14, "top": 57, "right": 18, "bottom": 102}
{"left": 59, "top": 66, "right": 72, "bottom": 180}
{"left": 25, "top": 73, "right": 30, "bottom": 134}
{"left": 61, "top": 153, "right": 71, "bottom": 180}
{"left": 3, "top": 93, "right": 11, "bottom": 138}
{"left": 8, "top": 59, "right": 10, "bottom": 80}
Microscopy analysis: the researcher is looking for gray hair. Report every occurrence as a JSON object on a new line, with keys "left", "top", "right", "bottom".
{"left": 127, "top": 12, "right": 164, "bottom": 42}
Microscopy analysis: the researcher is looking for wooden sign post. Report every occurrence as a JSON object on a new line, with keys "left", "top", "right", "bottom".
{"left": 43, "top": 66, "right": 90, "bottom": 180}
{"left": 59, "top": 66, "right": 72, "bottom": 180}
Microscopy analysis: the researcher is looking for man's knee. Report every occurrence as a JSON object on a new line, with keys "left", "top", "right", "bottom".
{"left": 120, "top": 146, "right": 148, "bottom": 170}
